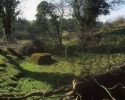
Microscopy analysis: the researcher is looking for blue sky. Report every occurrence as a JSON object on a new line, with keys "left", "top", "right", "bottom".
{"left": 22, "top": 0, "right": 125, "bottom": 22}
{"left": 98, "top": 5, "right": 125, "bottom": 22}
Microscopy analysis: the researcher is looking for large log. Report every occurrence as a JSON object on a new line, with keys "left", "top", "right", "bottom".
{"left": 64, "top": 64, "right": 125, "bottom": 100}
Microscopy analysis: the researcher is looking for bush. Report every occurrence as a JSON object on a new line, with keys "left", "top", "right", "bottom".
{"left": 112, "top": 16, "right": 125, "bottom": 27}
{"left": 49, "top": 44, "right": 65, "bottom": 54}
{"left": 102, "top": 21, "right": 113, "bottom": 29}
{"left": 18, "top": 39, "right": 45, "bottom": 56}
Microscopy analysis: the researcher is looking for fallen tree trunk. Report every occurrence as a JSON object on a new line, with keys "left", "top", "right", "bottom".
{"left": 64, "top": 63, "right": 125, "bottom": 100}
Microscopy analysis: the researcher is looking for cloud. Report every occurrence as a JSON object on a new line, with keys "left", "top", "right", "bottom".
{"left": 97, "top": 5, "right": 125, "bottom": 22}
{"left": 22, "top": 0, "right": 42, "bottom": 20}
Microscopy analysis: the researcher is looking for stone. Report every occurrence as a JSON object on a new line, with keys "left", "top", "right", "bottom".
{"left": 30, "top": 53, "right": 51, "bottom": 65}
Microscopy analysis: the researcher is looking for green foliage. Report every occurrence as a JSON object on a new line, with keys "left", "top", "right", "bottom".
{"left": 12, "top": 19, "right": 36, "bottom": 40}
{"left": 95, "top": 21, "right": 103, "bottom": 29}
{"left": 112, "top": 16, "right": 125, "bottom": 26}
{"left": 102, "top": 21, "right": 113, "bottom": 29}
{"left": 73, "top": 0, "right": 110, "bottom": 32}
{"left": 18, "top": 39, "right": 45, "bottom": 56}
{"left": 0, "top": 0, "right": 20, "bottom": 42}
{"left": 63, "top": 18, "right": 77, "bottom": 32}
{"left": 36, "top": 1, "right": 63, "bottom": 45}
{"left": 36, "top": 1, "right": 58, "bottom": 32}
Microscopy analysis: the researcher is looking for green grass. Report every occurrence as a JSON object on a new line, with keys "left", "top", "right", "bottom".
{"left": 62, "top": 31, "right": 78, "bottom": 46}
{"left": 14, "top": 52, "right": 125, "bottom": 96}
{"left": 0, "top": 49, "right": 23, "bottom": 93}
{"left": 62, "top": 31, "right": 69, "bottom": 37}
{"left": 62, "top": 38, "right": 78, "bottom": 46}
{"left": 1, "top": 48, "right": 125, "bottom": 99}
{"left": 15, "top": 55, "right": 82, "bottom": 95}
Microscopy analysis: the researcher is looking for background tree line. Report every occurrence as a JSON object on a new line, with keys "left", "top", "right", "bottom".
{"left": 1, "top": 15, "right": 125, "bottom": 42}
{"left": 0, "top": 0, "right": 125, "bottom": 46}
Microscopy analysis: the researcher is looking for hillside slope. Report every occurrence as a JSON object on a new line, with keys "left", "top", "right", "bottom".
{"left": 0, "top": 48, "right": 23, "bottom": 93}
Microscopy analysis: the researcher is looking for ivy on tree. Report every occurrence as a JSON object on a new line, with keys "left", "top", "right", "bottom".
{"left": 0, "top": 0, "right": 20, "bottom": 43}
{"left": 36, "top": 1, "right": 63, "bottom": 46}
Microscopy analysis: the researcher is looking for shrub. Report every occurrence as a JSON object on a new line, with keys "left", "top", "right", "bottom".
{"left": 50, "top": 45, "right": 65, "bottom": 54}
{"left": 102, "top": 21, "right": 113, "bottom": 29}
{"left": 112, "top": 16, "right": 125, "bottom": 27}
{"left": 18, "top": 39, "right": 45, "bottom": 56}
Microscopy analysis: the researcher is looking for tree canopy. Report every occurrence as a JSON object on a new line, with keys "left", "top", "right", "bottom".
{"left": 66, "top": 0, "right": 125, "bottom": 44}
{"left": 0, "top": 0, "right": 20, "bottom": 42}
{"left": 36, "top": 1, "right": 64, "bottom": 45}
{"left": 72, "top": 0, "right": 111, "bottom": 32}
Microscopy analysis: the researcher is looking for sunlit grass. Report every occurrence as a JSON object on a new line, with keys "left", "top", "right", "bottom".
{"left": 14, "top": 51, "right": 125, "bottom": 95}
{"left": 16, "top": 55, "right": 82, "bottom": 95}
{"left": 1, "top": 47, "right": 125, "bottom": 98}
{"left": 62, "top": 38, "right": 78, "bottom": 46}
{"left": 62, "top": 31, "right": 69, "bottom": 37}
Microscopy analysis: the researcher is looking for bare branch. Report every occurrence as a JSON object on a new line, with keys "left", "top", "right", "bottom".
{"left": 0, "top": 85, "right": 71, "bottom": 100}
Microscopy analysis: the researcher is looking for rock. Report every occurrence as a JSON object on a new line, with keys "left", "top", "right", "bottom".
{"left": 30, "top": 53, "right": 51, "bottom": 65}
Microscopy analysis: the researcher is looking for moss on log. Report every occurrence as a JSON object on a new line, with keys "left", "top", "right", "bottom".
{"left": 30, "top": 53, "right": 51, "bottom": 65}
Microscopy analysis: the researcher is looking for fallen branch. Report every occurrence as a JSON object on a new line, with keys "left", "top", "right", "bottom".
{"left": 64, "top": 63, "right": 125, "bottom": 100}
{"left": 92, "top": 76, "right": 116, "bottom": 100}
{"left": 0, "top": 85, "right": 72, "bottom": 100}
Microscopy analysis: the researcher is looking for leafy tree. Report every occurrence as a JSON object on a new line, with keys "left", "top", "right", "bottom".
{"left": 72, "top": 0, "right": 125, "bottom": 31}
{"left": 0, "top": 0, "right": 20, "bottom": 43}
{"left": 36, "top": 1, "right": 58, "bottom": 44}
{"left": 12, "top": 18, "right": 36, "bottom": 40}
{"left": 72, "top": 0, "right": 110, "bottom": 32}
{"left": 102, "top": 21, "right": 113, "bottom": 29}
{"left": 95, "top": 21, "right": 103, "bottom": 29}
{"left": 63, "top": 18, "right": 77, "bottom": 32}
{"left": 36, "top": 0, "right": 67, "bottom": 46}
{"left": 68, "top": 0, "right": 125, "bottom": 43}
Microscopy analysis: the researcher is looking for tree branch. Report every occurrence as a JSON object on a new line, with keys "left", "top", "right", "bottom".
{"left": 0, "top": 85, "right": 71, "bottom": 100}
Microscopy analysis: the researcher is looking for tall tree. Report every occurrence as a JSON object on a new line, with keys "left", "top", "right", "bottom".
{"left": 67, "top": 0, "right": 125, "bottom": 43}
{"left": 36, "top": 0, "right": 67, "bottom": 46}
{"left": 71, "top": 0, "right": 125, "bottom": 31}
{"left": 72, "top": 0, "right": 110, "bottom": 32}
{"left": 36, "top": 1, "right": 59, "bottom": 44}
{"left": 0, "top": 0, "right": 20, "bottom": 43}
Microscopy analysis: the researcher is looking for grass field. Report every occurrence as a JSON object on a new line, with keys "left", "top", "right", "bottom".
{"left": 1, "top": 50, "right": 125, "bottom": 96}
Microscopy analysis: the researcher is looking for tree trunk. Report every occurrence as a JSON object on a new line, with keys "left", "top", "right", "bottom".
{"left": 64, "top": 64, "right": 125, "bottom": 100}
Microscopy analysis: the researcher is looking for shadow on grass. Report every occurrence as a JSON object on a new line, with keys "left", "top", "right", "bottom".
{"left": 0, "top": 51, "right": 24, "bottom": 72}
{"left": 22, "top": 68, "right": 75, "bottom": 89}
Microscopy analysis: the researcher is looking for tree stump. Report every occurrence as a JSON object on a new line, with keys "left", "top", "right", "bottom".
{"left": 30, "top": 53, "right": 51, "bottom": 65}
